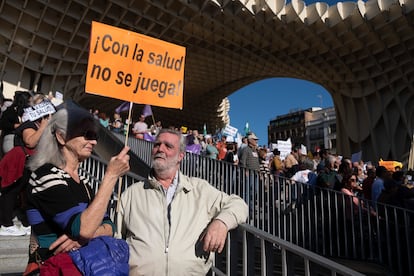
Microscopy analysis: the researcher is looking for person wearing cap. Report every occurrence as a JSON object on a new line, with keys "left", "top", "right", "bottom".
{"left": 117, "top": 128, "right": 248, "bottom": 275}
{"left": 24, "top": 101, "right": 130, "bottom": 272}
{"left": 239, "top": 132, "right": 260, "bottom": 171}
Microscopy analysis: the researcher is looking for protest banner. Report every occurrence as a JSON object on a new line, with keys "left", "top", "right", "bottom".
{"left": 181, "top": 126, "right": 188, "bottom": 133}
{"left": 300, "top": 144, "right": 307, "bottom": 156}
{"left": 85, "top": 22, "right": 186, "bottom": 214}
{"left": 22, "top": 101, "right": 56, "bottom": 122}
{"left": 86, "top": 21, "right": 186, "bottom": 109}
{"left": 277, "top": 138, "right": 292, "bottom": 160}
{"left": 223, "top": 125, "right": 238, "bottom": 138}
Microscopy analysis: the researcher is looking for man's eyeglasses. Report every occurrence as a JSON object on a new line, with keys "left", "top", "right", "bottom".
{"left": 83, "top": 130, "right": 99, "bottom": 141}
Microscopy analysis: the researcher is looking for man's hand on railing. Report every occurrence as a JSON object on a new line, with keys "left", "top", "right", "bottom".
{"left": 201, "top": 219, "right": 228, "bottom": 253}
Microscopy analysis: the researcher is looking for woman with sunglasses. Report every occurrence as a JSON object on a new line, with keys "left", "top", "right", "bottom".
{"left": 24, "top": 101, "right": 130, "bottom": 275}
{"left": 340, "top": 173, "right": 376, "bottom": 218}
{"left": 337, "top": 173, "right": 376, "bottom": 256}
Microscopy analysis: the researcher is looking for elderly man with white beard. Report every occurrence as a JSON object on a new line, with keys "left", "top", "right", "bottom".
{"left": 117, "top": 128, "right": 248, "bottom": 275}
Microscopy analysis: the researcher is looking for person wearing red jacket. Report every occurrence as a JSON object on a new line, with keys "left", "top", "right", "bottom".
{"left": 216, "top": 135, "right": 227, "bottom": 160}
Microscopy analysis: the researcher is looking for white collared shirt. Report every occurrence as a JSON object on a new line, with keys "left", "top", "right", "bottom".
{"left": 162, "top": 171, "right": 179, "bottom": 205}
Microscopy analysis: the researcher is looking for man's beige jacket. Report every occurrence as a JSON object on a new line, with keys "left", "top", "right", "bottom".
{"left": 117, "top": 171, "right": 248, "bottom": 276}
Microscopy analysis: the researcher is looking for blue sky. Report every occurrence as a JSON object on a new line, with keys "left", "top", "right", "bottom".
{"left": 227, "top": 0, "right": 348, "bottom": 145}
{"left": 228, "top": 78, "right": 333, "bottom": 146}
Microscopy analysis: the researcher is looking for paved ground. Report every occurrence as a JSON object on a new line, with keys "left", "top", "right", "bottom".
{"left": 0, "top": 219, "right": 29, "bottom": 275}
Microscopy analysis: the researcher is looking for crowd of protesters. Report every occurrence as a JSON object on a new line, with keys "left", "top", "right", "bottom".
{"left": 102, "top": 108, "right": 414, "bottom": 213}
{"left": 7, "top": 101, "right": 410, "bottom": 223}
{"left": 105, "top": 109, "right": 414, "bottom": 215}
{"left": 166, "top": 129, "right": 414, "bottom": 214}
{"left": 87, "top": 109, "right": 414, "bottom": 275}
{"left": 85, "top": 106, "right": 414, "bottom": 216}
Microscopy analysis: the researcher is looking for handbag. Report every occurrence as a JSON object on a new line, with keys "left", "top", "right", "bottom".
{"left": 25, "top": 252, "right": 79, "bottom": 276}
{"left": 69, "top": 236, "right": 129, "bottom": 276}
{"left": 40, "top": 252, "right": 82, "bottom": 276}
{"left": 23, "top": 234, "right": 129, "bottom": 276}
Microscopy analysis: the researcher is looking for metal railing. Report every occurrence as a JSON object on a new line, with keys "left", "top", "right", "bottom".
{"left": 212, "top": 223, "right": 364, "bottom": 276}
{"left": 180, "top": 153, "right": 413, "bottom": 276}
{"left": 88, "top": 134, "right": 414, "bottom": 275}
{"left": 79, "top": 154, "right": 364, "bottom": 276}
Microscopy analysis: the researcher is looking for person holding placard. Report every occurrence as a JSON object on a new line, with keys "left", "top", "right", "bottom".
{"left": 0, "top": 91, "right": 31, "bottom": 154}
{"left": 0, "top": 93, "right": 52, "bottom": 237}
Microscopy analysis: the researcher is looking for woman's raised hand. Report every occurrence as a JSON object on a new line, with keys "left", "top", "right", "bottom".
{"left": 106, "top": 146, "right": 130, "bottom": 178}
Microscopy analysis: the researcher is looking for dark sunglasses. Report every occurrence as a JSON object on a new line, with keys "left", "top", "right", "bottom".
{"left": 350, "top": 178, "right": 357, "bottom": 182}
{"left": 83, "top": 130, "right": 99, "bottom": 141}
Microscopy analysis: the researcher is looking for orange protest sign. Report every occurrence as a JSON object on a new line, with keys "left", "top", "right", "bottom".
{"left": 86, "top": 21, "right": 185, "bottom": 109}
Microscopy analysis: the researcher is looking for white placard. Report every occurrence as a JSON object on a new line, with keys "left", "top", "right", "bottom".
{"left": 277, "top": 138, "right": 292, "bottom": 160}
{"left": 22, "top": 101, "right": 56, "bottom": 122}
{"left": 301, "top": 144, "right": 307, "bottom": 156}
{"left": 223, "top": 125, "right": 238, "bottom": 137}
{"left": 55, "top": 91, "right": 63, "bottom": 100}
